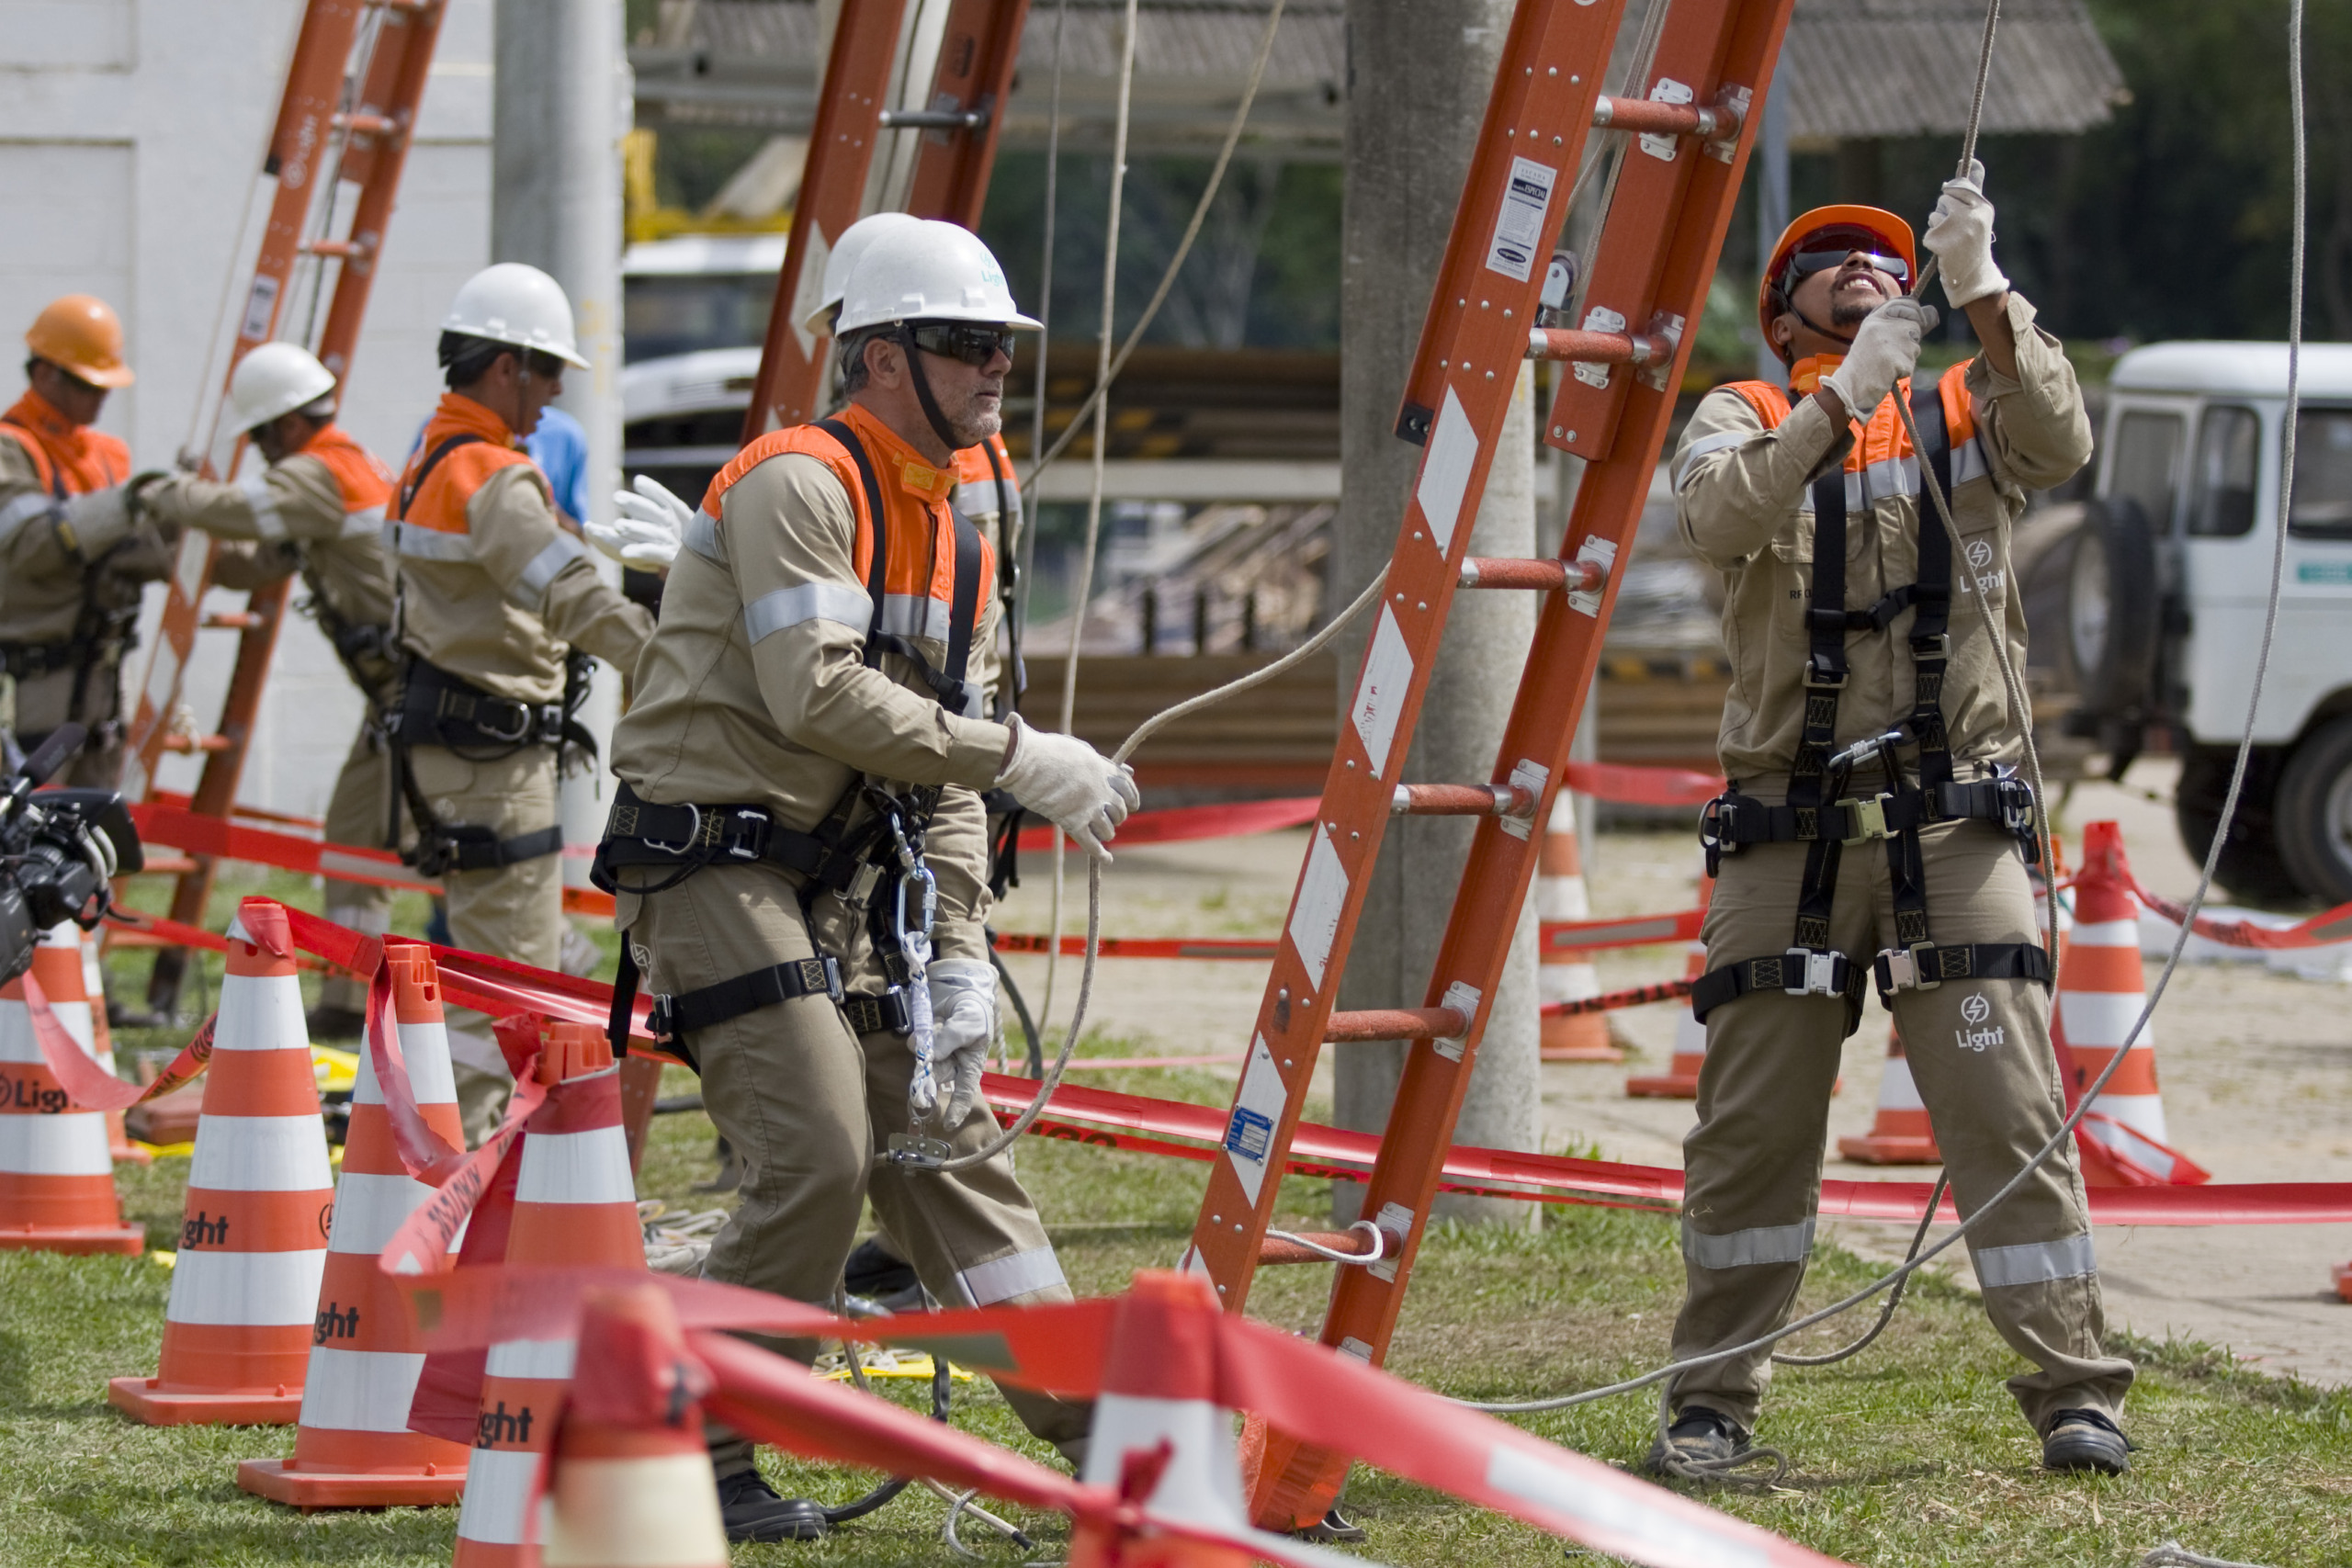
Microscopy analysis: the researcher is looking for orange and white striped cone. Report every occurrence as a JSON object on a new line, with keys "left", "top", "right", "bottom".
{"left": 2060, "top": 822, "right": 2207, "bottom": 1186}
{"left": 1626, "top": 862, "right": 1714, "bottom": 1098}
{"left": 539, "top": 1284, "right": 727, "bottom": 1568}
{"left": 454, "top": 1020, "right": 646, "bottom": 1567}
{"left": 0, "top": 922, "right": 142, "bottom": 1255}
{"left": 1838, "top": 1025, "right": 1939, "bottom": 1164}
{"left": 76, "top": 926, "right": 148, "bottom": 1166}
{"left": 238, "top": 943, "right": 470, "bottom": 1506}
{"left": 1536, "top": 795, "right": 1623, "bottom": 1063}
{"left": 108, "top": 897, "right": 334, "bottom": 1424}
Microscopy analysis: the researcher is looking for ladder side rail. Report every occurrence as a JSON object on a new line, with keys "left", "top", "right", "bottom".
{"left": 900, "top": 0, "right": 1032, "bottom": 226}
{"left": 1247, "top": 0, "right": 1799, "bottom": 1531}
{"left": 1177, "top": 0, "right": 1631, "bottom": 1309}
{"left": 740, "top": 3, "right": 913, "bottom": 441}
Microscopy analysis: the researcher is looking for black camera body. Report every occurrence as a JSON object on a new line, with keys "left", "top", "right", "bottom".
{"left": 0, "top": 725, "right": 142, "bottom": 989}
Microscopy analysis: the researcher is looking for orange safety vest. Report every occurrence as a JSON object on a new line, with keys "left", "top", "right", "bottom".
{"left": 703, "top": 401, "right": 995, "bottom": 716}
{"left": 389, "top": 392, "right": 535, "bottom": 534}
{"left": 0, "top": 388, "right": 129, "bottom": 499}
{"left": 302, "top": 423, "right": 396, "bottom": 517}
{"left": 1717, "top": 357, "right": 1980, "bottom": 490}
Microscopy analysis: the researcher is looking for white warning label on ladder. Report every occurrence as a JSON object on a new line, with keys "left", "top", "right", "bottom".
{"left": 1485, "top": 156, "right": 1558, "bottom": 283}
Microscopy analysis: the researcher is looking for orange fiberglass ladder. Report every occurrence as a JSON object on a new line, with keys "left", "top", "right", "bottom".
{"left": 1165, "top": 0, "right": 1797, "bottom": 1531}
{"left": 119, "top": 0, "right": 450, "bottom": 1014}
{"left": 741, "top": 0, "right": 1031, "bottom": 440}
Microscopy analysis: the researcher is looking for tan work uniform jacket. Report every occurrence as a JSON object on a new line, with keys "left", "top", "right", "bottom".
{"left": 610, "top": 400, "right": 1010, "bottom": 966}
{"left": 1673, "top": 292, "right": 2091, "bottom": 788}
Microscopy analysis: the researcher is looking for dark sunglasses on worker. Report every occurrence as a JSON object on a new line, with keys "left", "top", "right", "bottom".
{"left": 1786, "top": 237, "right": 1912, "bottom": 289}
{"left": 909, "top": 321, "right": 1016, "bottom": 367}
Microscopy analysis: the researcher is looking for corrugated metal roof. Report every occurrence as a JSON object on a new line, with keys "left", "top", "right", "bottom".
{"left": 1778, "top": 0, "right": 2127, "bottom": 139}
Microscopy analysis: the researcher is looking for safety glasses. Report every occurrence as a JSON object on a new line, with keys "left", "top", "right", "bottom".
{"left": 908, "top": 321, "right": 1017, "bottom": 367}
{"left": 1784, "top": 232, "right": 1912, "bottom": 291}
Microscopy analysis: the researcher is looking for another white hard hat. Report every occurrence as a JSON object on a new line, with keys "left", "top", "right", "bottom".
{"left": 804, "top": 211, "right": 925, "bottom": 332}
{"left": 834, "top": 220, "right": 1042, "bottom": 335}
{"left": 440, "top": 262, "right": 590, "bottom": 369}
{"left": 228, "top": 342, "right": 337, "bottom": 434}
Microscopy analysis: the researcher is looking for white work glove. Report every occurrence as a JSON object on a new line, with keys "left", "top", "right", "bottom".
{"left": 1924, "top": 160, "right": 2009, "bottom": 310}
{"left": 1820, "top": 298, "right": 1929, "bottom": 418}
{"left": 59, "top": 485, "right": 133, "bottom": 558}
{"left": 995, "top": 716, "right": 1139, "bottom": 863}
{"left": 584, "top": 474, "right": 694, "bottom": 572}
{"left": 926, "top": 958, "right": 998, "bottom": 1129}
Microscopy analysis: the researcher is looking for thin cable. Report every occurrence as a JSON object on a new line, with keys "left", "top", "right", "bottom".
{"left": 1264, "top": 1220, "right": 1386, "bottom": 1266}
{"left": 1770, "top": 1173, "right": 1947, "bottom": 1367}
{"left": 1023, "top": 0, "right": 1071, "bottom": 1037}
{"left": 2137, "top": 1546, "right": 2278, "bottom": 1568}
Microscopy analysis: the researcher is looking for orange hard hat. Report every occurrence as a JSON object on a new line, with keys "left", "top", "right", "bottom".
{"left": 26, "top": 295, "right": 134, "bottom": 389}
{"left": 1757, "top": 205, "right": 1917, "bottom": 354}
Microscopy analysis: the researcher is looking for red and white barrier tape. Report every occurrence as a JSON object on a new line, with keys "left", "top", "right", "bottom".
{"left": 2130, "top": 873, "right": 2352, "bottom": 952}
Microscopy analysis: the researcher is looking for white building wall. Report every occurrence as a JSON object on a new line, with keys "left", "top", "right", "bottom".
{"left": 0, "top": 0, "right": 492, "bottom": 818}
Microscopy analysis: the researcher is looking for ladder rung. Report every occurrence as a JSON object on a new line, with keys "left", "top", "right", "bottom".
{"left": 301, "top": 239, "right": 368, "bottom": 259}
{"left": 1324, "top": 1007, "right": 1466, "bottom": 1043}
{"left": 1391, "top": 783, "right": 1535, "bottom": 818}
{"left": 1456, "top": 556, "right": 1605, "bottom": 592}
{"left": 1525, "top": 326, "right": 1674, "bottom": 365}
{"left": 161, "top": 733, "right": 233, "bottom": 754}
{"left": 1590, "top": 92, "right": 1743, "bottom": 140}
{"left": 334, "top": 112, "right": 401, "bottom": 136}
{"left": 878, "top": 107, "right": 989, "bottom": 131}
{"left": 201, "top": 610, "right": 264, "bottom": 630}
{"left": 136, "top": 855, "right": 200, "bottom": 877}
{"left": 1259, "top": 1231, "right": 1382, "bottom": 1266}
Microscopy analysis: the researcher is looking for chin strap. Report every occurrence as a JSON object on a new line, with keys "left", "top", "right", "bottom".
{"left": 895, "top": 324, "right": 965, "bottom": 455}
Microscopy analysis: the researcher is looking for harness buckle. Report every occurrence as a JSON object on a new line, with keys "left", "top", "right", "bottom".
{"left": 817, "top": 953, "right": 845, "bottom": 1004}
{"left": 1912, "top": 632, "right": 1951, "bottom": 660}
{"left": 646, "top": 993, "right": 679, "bottom": 1042}
{"left": 640, "top": 803, "right": 701, "bottom": 857}
{"left": 1803, "top": 653, "right": 1848, "bottom": 690}
{"left": 1838, "top": 793, "right": 1893, "bottom": 845}
{"left": 469, "top": 696, "right": 536, "bottom": 744}
{"left": 1783, "top": 947, "right": 1847, "bottom": 998}
{"left": 1875, "top": 942, "right": 1940, "bottom": 995}
{"left": 1996, "top": 774, "right": 2036, "bottom": 838}
{"left": 844, "top": 861, "right": 884, "bottom": 909}
{"left": 722, "top": 807, "right": 770, "bottom": 860}
{"left": 1699, "top": 795, "right": 1740, "bottom": 874}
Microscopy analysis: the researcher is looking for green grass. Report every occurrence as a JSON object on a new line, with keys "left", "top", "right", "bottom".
{"left": 8, "top": 868, "right": 2349, "bottom": 1564}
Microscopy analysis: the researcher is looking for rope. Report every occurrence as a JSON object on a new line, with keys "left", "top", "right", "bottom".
{"left": 1265, "top": 1220, "right": 1387, "bottom": 1266}
{"left": 2137, "top": 1547, "right": 2278, "bottom": 1568}
{"left": 1464, "top": 0, "right": 2310, "bottom": 1421}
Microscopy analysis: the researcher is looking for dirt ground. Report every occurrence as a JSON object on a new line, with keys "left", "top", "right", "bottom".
{"left": 992, "top": 755, "right": 2352, "bottom": 1388}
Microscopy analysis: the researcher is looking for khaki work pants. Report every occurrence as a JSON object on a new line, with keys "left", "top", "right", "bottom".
{"left": 8, "top": 660, "right": 126, "bottom": 787}
{"left": 316, "top": 722, "right": 394, "bottom": 1016}
{"left": 405, "top": 741, "right": 564, "bottom": 1142}
{"left": 618, "top": 859, "right": 1092, "bottom": 1476}
{"left": 1670, "top": 811, "right": 2134, "bottom": 1435}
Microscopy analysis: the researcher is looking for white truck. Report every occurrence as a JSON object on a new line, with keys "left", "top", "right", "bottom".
{"left": 2053, "top": 342, "right": 2352, "bottom": 904}
{"left": 619, "top": 233, "right": 786, "bottom": 509}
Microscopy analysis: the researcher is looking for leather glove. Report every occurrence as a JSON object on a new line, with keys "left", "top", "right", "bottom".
{"left": 927, "top": 958, "right": 998, "bottom": 1129}
{"left": 1820, "top": 298, "right": 1928, "bottom": 418}
{"left": 584, "top": 474, "right": 693, "bottom": 572}
{"left": 1924, "top": 160, "right": 2008, "bottom": 309}
{"left": 59, "top": 486, "right": 133, "bottom": 558}
{"left": 995, "top": 716, "right": 1138, "bottom": 863}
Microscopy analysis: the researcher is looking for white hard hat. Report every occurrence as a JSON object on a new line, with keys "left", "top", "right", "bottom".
{"left": 227, "top": 342, "right": 336, "bottom": 434}
{"left": 833, "top": 220, "right": 1042, "bottom": 335}
{"left": 440, "top": 262, "right": 590, "bottom": 369}
{"left": 804, "top": 211, "right": 925, "bottom": 332}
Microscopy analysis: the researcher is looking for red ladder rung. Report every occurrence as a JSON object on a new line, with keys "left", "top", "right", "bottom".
{"left": 1455, "top": 555, "right": 1605, "bottom": 592}
{"left": 1590, "top": 89, "right": 1747, "bottom": 139}
{"left": 201, "top": 611, "right": 265, "bottom": 630}
{"left": 1324, "top": 1007, "right": 1467, "bottom": 1043}
{"left": 1259, "top": 1231, "right": 1383, "bottom": 1266}
{"left": 1390, "top": 783, "right": 1537, "bottom": 818}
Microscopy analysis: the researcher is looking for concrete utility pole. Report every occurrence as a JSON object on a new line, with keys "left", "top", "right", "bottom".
{"left": 492, "top": 0, "right": 628, "bottom": 901}
{"left": 1333, "top": 0, "right": 1542, "bottom": 1228}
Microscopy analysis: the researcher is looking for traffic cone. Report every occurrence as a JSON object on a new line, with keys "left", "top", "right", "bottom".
{"left": 238, "top": 942, "right": 470, "bottom": 1506}
{"left": 0, "top": 921, "right": 142, "bottom": 1254}
{"left": 539, "top": 1284, "right": 728, "bottom": 1568}
{"left": 1838, "top": 1025, "right": 1939, "bottom": 1164}
{"left": 108, "top": 897, "right": 334, "bottom": 1425}
{"left": 76, "top": 926, "right": 148, "bottom": 1165}
{"left": 1536, "top": 795, "right": 1623, "bottom": 1063}
{"left": 2060, "top": 822, "right": 2206, "bottom": 1185}
{"left": 454, "top": 1019, "right": 646, "bottom": 1567}
{"left": 1625, "top": 861, "right": 1713, "bottom": 1098}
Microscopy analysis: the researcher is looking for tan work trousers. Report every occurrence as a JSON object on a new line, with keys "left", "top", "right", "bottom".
{"left": 1670, "top": 808, "right": 2133, "bottom": 1435}
{"left": 8, "top": 660, "right": 126, "bottom": 787}
{"left": 617, "top": 858, "right": 1091, "bottom": 1476}
{"left": 316, "top": 722, "right": 394, "bottom": 1015}
{"left": 406, "top": 741, "right": 565, "bottom": 1142}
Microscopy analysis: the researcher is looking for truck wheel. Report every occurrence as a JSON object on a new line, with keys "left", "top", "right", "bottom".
{"left": 2066, "top": 497, "right": 2161, "bottom": 721}
{"left": 2175, "top": 744, "right": 2303, "bottom": 906}
{"left": 2276, "top": 718, "right": 2352, "bottom": 906}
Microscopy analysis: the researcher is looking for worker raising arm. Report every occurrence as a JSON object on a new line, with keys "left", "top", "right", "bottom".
{"left": 388, "top": 263, "right": 654, "bottom": 1137}
{"left": 141, "top": 344, "right": 404, "bottom": 1038}
{"left": 598, "top": 220, "right": 1129, "bottom": 1543}
{"left": 0, "top": 296, "right": 175, "bottom": 786}
{"left": 1657, "top": 172, "right": 2131, "bottom": 1478}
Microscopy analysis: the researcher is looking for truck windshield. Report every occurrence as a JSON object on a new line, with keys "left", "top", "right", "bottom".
{"left": 2290, "top": 409, "right": 2352, "bottom": 539}
{"left": 623, "top": 273, "right": 775, "bottom": 364}
{"left": 2188, "top": 405, "right": 2259, "bottom": 537}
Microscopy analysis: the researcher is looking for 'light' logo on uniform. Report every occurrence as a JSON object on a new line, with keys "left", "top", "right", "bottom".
{"left": 1955, "top": 991, "right": 2005, "bottom": 1052}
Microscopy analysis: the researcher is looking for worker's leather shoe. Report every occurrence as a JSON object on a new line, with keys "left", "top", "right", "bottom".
{"left": 1644, "top": 1404, "right": 1751, "bottom": 1475}
{"left": 2041, "top": 1408, "right": 2132, "bottom": 1474}
{"left": 304, "top": 1003, "right": 368, "bottom": 1042}
{"left": 718, "top": 1467, "right": 831, "bottom": 1541}
{"left": 844, "top": 1235, "right": 925, "bottom": 1311}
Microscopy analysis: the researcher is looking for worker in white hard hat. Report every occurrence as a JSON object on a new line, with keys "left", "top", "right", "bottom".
{"left": 0, "top": 295, "right": 175, "bottom": 787}
{"left": 141, "top": 344, "right": 407, "bottom": 1036}
{"left": 387, "top": 263, "right": 654, "bottom": 1137}
{"left": 594, "top": 220, "right": 1125, "bottom": 1542}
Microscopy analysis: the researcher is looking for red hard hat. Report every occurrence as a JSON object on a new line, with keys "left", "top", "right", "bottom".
{"left": 1756, "top": 205, "right": 1917, "bottom": 355}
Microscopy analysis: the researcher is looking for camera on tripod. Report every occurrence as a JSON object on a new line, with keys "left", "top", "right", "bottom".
{"left": 0, "top": 723, "right": 142, "bottom": 989}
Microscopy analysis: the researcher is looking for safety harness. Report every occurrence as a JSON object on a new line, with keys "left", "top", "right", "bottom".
{"left": 0, "top": 417, "right": 139, "bottom": 757}
{"left": 383, "top": 432, "right": 600, "bottom": 876}
{"left": 594, "top": 416, "right": 989, "bottom": 1068}
{"left": 1690, "top": 369, "right": 2050, "bottom": 1032}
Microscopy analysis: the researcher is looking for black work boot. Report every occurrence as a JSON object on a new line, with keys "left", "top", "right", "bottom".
{"left": 717, "top": 1467, "right": 831, "bottom": 1541}
{"left": 843, "top": 1235, "right": 925, "bottom": 1312}
{"left": 2041, "top": 1408, "right": 2132, "bottom": 1474}
{"left": 1644, "top": 1404, "right": 1752, "bottom": 1477}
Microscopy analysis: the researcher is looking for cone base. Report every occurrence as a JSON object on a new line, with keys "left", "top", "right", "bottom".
{"left": 107, "top": 1376, "right": 304, "bottom": 1426}
{"left": 2334, "top": 1262, "right": 2352, "bottom": 1304}
{"left": 1625, "top": 1073, "right": 1700, "bottom": 1098}
{"left": 1838, "top": 1134, "right": 1941, "bottom": 1165}
{"left": 236, "top": 1456, "right": 467, "bottom": 1509}
{"left": 0, "top": 1222, "right": 143, "bottom": 1256}
{"left": 1540, "top": 1042, "right": 1625, "bottom": 1063}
